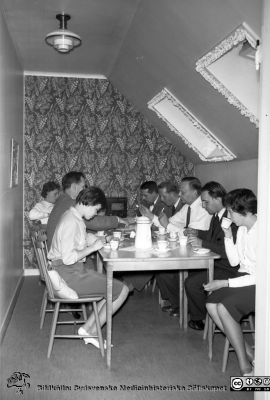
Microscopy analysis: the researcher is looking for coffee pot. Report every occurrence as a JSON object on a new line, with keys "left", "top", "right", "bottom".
{"left": 135, "top": 216, "right": 152, "bottom": 249}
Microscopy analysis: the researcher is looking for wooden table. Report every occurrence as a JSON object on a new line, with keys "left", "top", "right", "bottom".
{"left": 97, "top": 240, "right": 220, "bottom": 368}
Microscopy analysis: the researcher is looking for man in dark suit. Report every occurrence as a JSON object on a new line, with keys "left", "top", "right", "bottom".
{"left": 139, "top": 181, "right": 182, "bottom": 223}
{"left": 185, "top": 181, "right": 239, "bottom": 330}
{"left": 47, "top": 171, "right": 127, "bottom": 250}
{"left": 140, "top": 181, "right": 172, "bottom": 219}
{"left": 123, "top": 181, "right": 172, "bottom": 291}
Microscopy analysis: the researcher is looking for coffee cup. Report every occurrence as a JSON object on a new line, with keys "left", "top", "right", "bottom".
{"left": 169, "top": 231, "right": 177, "bottom": 240}
{"left": 110, "top": 239, "right": 119, "bottom": 251}
{"left": 221, "top": 217, "right": 232, "bottom": 229}
{"left": 179, "top": 235, "right": 188, "bottom": 246}
{"left": 113, "top": 231, "right": 121, "bottom": 239}
{"left": 157, "top": 240, "right": 168, "bottom": 251}
{"left": 159, "top": 226, "right": 166, "bottom": 235}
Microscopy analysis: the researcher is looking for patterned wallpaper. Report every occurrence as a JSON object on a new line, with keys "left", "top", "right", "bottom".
{"left": 24, "top": 76, "right": 194, "bottom": 268}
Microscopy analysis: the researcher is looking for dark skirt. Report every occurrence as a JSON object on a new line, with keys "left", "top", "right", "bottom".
{"left": 55, "top": 262, "right": 124, "bottom": 301}
{"left": 206, "top": 284, "right": 255, "bottom": 322}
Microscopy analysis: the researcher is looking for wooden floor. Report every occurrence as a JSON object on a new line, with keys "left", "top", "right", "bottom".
{"left": 1, "top": 276, "right": 253, "bottom": 400}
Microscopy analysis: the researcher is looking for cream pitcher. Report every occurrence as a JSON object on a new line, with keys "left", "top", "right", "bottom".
{"left": 135, "top": 216, "right": 152, "bottom": 249}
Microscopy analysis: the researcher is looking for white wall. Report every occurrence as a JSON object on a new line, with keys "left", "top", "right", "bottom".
{"left": 0, "top": 7, "right": 24, "bottom": 337}
{"left": 195, "top": 158, "right": 258, "bottom": 194}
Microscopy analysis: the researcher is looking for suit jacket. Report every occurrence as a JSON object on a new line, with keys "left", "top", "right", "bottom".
{"left": 152, "top": 196, "right": 172, "bottom": 218}
{"left": 198, "top": 209, "right": 239, "bottom": 272}
{"left": 46, "top": 193, "right": 118, "bottom": 250}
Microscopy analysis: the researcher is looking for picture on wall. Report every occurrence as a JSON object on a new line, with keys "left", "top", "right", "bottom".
{"left": 10, "top": 138, "right": 19, "bottom": 188}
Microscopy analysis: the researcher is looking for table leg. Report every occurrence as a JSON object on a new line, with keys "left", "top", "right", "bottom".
{"left": 179, "top": 271, "right": 183, "bottom": 328}
{"left": 183, "top": 271, "right": 188, "bottom": 329}
{"left": 106, "top": 267, "right": 113, "bottom": 368}
{"left": 207, "top": 260, "right": 214, "bottom": 360}
{"left": 96, "top": 252, "right": 103, "bottom": 274}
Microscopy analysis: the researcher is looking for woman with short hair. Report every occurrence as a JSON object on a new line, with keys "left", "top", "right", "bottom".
{"left": 48, "top": 187, "right": 129, "bottom": 348}
{"left": 205, "top": 189, "right": 257, "bottom": 376}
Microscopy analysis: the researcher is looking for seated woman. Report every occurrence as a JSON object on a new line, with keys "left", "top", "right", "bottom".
{"left": 204, "top": 189, "right": 257, "bottom": 376}
{"left": 48, "top": 187, "right": 129, "bottom": 348}
{"left": 29, "top": 181, "right": 60, "bottom": 224}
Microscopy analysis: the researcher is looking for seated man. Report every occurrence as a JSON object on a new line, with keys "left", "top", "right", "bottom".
{"left": 29, "top": 181, "right": 60, "bottom": 225}
{"left": 157, "top": 177, "right": 211, "bottom": 233}
{"left": 121, "top": 180, "right": 172, "bottom": 292}
{"left": 140, "top": 181, "right": 172, "bottom": 219}
{"left": 153, "top": 177, "right": 212, "bottom": 317}
{"left": 139, "top": 181, "right": 182, "bottom": 222}
{"left": 46, "top": 171, "right": 128, "bottom": 250}
{"left": 185, "top": 181, "right": 239, "bottom": 330}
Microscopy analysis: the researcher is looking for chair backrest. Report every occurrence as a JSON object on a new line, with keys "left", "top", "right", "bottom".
{"left": 34, "top": 237, "right": 55, "bottom": 299}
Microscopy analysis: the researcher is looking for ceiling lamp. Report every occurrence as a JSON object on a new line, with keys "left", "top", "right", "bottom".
{"left": 45, "top": 14, "right": 81, "bottom": 53}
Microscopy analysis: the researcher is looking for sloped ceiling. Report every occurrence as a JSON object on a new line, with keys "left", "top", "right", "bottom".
{"left": 1, "top": 0, "right": 262, "bottom": 163}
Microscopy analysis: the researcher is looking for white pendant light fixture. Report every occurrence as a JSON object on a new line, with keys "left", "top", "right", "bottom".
{"left": 45, "top": 14, "right": 81, "bottom": 53}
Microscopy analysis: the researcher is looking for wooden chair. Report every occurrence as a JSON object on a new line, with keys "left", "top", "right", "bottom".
{"left": 221, "top": 314, "right": 255, "bottom": 372}
{"left": 34, "top": 237, "right": 105, "bottom": 359}
{"left": 31, "top": 231, "right": 52, "bottom": 329}
{"left": 204, "top": 312, "right": 255, "bottom": 371}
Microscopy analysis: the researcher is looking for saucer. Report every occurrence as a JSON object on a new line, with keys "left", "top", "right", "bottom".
{"left": 154, "top": 246, "right": 170, "bottom": 253}
{"left": 168, "top": 237, "right": 177, "bottom": 242}
{"left": 192, "top": 247, "right": 210, "bottom": 254}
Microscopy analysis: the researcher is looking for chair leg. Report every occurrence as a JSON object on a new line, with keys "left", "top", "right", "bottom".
{"left": 47, "top": 302, "right": 60, "bottom": 358}
{"left": 152, "top": 278, "right": 156, "bottom": 293}
{"left": 222, "top": 337, "right": 230, "bottom": 372}
{"left": 40, "top": 287, "right": 47, "bottom": 317}
{"left": 82, "top": 304, "right": 88, "bottom": 321}
{"left": 40, "top": 291, "right": 48, "bottom": 329}
{"left": 249, "top": 314, "right": 255, "bottom": 340}
{"left": 92, "top": 301, "right": 104, "bottom": 357}
{"left": 203, "top": 314, "right": 209, "bottom": 340}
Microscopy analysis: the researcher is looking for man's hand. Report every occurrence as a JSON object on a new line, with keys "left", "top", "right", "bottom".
{"left": 187, "top": 236, "right": 202, "bottom": 247}
{"left": 86, "top": 233, "right": 99, "bottom": 246}
{"left": 139, "top": 205, "right": 154, "bottom": 221}
{"left": 185, "top": 228, "right": 198, "bottom": 237}
{"left": 158, "top": 212, "right": 169, "bottom": 228}
{"left": 90, "top": 239, "right": 104, "bottom": 253}
{"left": 118, "top": 217, "right": 129, "bottom": 226}
{"left": 203, "top": 280, "right": 228, "bottom": 292}
{"left": 126, "top": 216, "right": 136, "bottom": 224}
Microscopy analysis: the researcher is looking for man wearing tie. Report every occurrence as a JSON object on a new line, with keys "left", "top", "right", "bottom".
{"left": 140, "top": 181, "right": 172, "bottom": 219}
{"left": 122, "top": 181, "right": 172, "bottom": 291}
{"left": 154, "top": 177, "right": 212, "bottom": 317}
{"left": 157, "top": 177, "right": 211, "bottom": 233}
{"left": 139, "top": 181, "right": 182, "bottom": 222}
{"left": 185, "top": 181, "right": 239, "bottom": 330}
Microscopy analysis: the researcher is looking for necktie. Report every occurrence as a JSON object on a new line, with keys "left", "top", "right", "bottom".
{"left": 185, "top": 206, "right": 191, "bottom": 228}
{"left": 171, "top": 205, "right": 176, "bottom": 216}
{"left": 211, "top": 214, "right": 220, "bottom": 239}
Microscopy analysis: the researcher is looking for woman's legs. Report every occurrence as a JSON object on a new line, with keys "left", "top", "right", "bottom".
{"left": 216, "top": 303, "right": 252, "bottom": 375}
{"left": 82, "top": 284, "right": 129, "bottom": 334}
{"left": 206, "top": 303, "right": 225, "bottom": 331}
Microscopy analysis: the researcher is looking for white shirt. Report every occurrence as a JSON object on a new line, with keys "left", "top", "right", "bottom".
{"left": 226, "top": 221, "right": 257, "bottom": 288}
{"left": 48, "top": 207, "right": 95, "bottom": 265}
{"left": 163, "top": 196, "right": 211, "bottom": 233}
{"left": 173, "top": 197, "right": 181, "bottom": 210}
{"left": 217, "top": 208, "right": 226, "bottom": 220}
{"left": 29, "top": 200, "right": 54, "bottom": 224}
